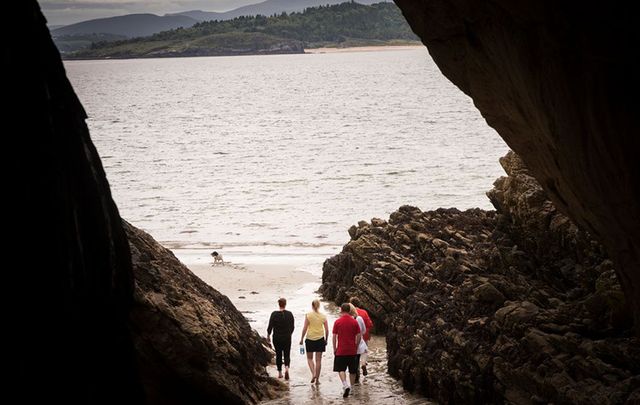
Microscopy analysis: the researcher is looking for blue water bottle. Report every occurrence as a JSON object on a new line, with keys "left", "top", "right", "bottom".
{"left": 299, "top": 344, "right": 305, "bottom": 355}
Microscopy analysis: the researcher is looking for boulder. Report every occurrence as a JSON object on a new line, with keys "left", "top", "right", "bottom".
{"left": 125, "top": 222, "right": 277, "bottom": 404}
{"left": 321, "top": 152, "right": 639, "bottom": 403}
{"left": 473, "top": 283, "right": 506, "bottom": 305}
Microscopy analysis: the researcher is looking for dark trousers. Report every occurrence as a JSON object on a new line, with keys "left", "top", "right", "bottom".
{"left": 273, "top": 335, "right": 291, "bottom": 371}
{"left": 355, "top": 354, "right": 361, "bottom": 379}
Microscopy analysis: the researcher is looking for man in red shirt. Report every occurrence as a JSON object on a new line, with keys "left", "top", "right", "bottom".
{"left": 332, "top": 303, "right": 361, "bottom": 398}
{"left": 350, "top": 297, "right": 373, "bottom": 377}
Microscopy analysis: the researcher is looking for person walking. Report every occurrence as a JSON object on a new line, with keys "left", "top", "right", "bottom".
{"left": 349, "top": 303, "right": 368, "bottom": 384}
{"left": 332, "top": 303, "right": 361, "bottom": 398}
{"left": 299, "top": 299, "right": 329, "bottom": 384}
{"left": 267, "top": 297, "right": 295, "bottom": 380}
{"left": 350, "top": 297, "right": 373, "bottom": 377}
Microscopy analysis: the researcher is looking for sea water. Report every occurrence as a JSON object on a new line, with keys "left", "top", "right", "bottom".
{"left": 65, "top": 48, "right": 508, "bottom": 257}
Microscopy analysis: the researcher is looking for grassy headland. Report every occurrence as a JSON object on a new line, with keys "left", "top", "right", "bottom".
{"left": 67, "top": 2, "right": 420, "bottom": 59}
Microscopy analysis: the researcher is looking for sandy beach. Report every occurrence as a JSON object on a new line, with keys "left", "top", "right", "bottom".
{"left": 175, "top": 249, "right": 432, "bottom": 404}
{"left": 188, "top": 260, "right": 320, "bottom": 330}
{"left": 305, "top": 45, "right": 424, "bottom": 54}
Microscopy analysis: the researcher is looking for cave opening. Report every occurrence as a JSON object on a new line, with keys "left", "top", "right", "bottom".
{"left": 12, "top": 1, "right": 639, "bottom": 403}
{"left": 65, "top": 44, "right": 508, "bottom": 404}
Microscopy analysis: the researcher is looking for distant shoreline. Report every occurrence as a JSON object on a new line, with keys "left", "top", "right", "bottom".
{"left": 305, "top": 44, "right": 424, "bottom": 54}
{"left": 63, "top": 44, "right": 425, "bottom": 61}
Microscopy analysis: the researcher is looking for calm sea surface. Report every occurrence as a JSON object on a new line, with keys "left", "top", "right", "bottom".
{"left": 65, "top": 49, "right": 508, "bottom": 253}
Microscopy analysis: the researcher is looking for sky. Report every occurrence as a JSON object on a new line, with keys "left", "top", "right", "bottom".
{"left": 40, "top": 0, "right": 259, "bottom": 26}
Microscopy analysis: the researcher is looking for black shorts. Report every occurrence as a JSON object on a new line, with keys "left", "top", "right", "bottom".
{"left": 333, "top": 355, "right": 358, "bottom": 373}
{"left": 305, "top": 338, "right": 326, "bottom": 353}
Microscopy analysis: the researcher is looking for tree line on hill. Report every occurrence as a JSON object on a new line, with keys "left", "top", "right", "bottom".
{"left": 78, "top": 2, "right": 418, "bottom": 57}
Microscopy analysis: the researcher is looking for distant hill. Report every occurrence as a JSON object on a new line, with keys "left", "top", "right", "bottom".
{"left": 53, "top": 33, "right": 128, "bottom": 54}
{"left": 51, "top": 14, "right": 198, "bottom": 38}
{"left": 169, "top": 0, "right": 389, "bottom": 22}
{"left": 50, "top": 0, "right": 391, "bottom": 54}
{"left": 69, "top": 2, "right": 418, "bottom": 60}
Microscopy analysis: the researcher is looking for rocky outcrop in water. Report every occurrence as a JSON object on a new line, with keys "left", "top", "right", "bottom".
{"left": 321, "top": 152, "right": 639, "bottom": 404}
{"left": 393, "top": 0, "right": 640, "bottom": 331}
{"left": 125, "top": 221, "right": 278, "bottom": 404}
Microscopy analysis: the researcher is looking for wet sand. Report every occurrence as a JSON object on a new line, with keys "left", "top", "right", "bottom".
{"left": 183, "top": 252, "right": 434, "bottom": 404}
{"left": 189, "top": 261, "right": 317, "bottom": 319}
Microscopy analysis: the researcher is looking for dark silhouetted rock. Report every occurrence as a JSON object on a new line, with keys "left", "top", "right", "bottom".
{"left": 9, "top": 2, "right": 280, "bottom": 403}
{"left": 125, "top": 221, "right": 278, "bottom": 404}
{"left": 9, "top": 1, "right": 141, "bottom": 402}
{"left": 473, "top": 283, "right": 505, "bottom": 305}
{"left": 394, "top": 0, "right": 640, "bottom": 332}
{"left": 321, "top": 152, "right": 639, "bottom": 404}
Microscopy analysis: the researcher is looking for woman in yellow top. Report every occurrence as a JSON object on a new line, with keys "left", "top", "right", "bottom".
{"left": 299, "top": 299, "right": 329, "bottom": 384}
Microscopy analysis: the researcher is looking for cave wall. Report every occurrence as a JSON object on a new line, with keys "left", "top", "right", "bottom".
{"left": 394, "top": 0, "right": 640, "bottom": 331}
{"left": 8, "top": 2, "right": 277, "bottom": 403}
{"left": 8, "top": 1, "right": 142, "bottom": 402}
{"left": 125, "top": 222, "right": 278, "bottom": 404}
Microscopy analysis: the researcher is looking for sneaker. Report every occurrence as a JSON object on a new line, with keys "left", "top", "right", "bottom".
{"left": 362, "top": 365, "right": 368, "bottom": 376}
{"left": 343, "top": 387, "right": 350, "bottom": 398}
{"left": 284, "top": 370, "right": 289, "bottom": 380}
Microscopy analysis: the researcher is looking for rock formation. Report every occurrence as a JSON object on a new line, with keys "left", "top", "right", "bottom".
{"left": 125, "top": 222, "right": 278, "bottom": 404}
{"left": 10, "top": 2, "right": 278, "bottom": 403}
{"left": 321, "top": 152, "right": 639, "bottom": 404}
{"left": 393, "top": 0, "right": 640, "bottom": 332}
{"left": 13, "top": 0, "right": 640, "bottom": 401}
{"left": 9, "top": 1, "right": 141, "bottom": 402}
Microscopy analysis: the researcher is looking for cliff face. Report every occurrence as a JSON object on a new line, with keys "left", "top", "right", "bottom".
{"left": 10, "top": 2, "right": 278, "bottom": 402}
{"left": 9, "top": 2, "right": 141, "bottom": 402}
{"left": 125, "top": 222, "right": 277, "bottom": 404}
{"left": 393, "top": 0, "right": 640, "bottom": 332}
{"left": 321, "top": 152, "right": 639, "bottom": 404}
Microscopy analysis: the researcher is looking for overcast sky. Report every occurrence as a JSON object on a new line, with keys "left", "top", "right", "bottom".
{"left": 40, "top": 0, "right": 258, "bottom": 26}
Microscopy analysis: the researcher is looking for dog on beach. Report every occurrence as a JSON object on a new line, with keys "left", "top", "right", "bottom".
{"left": 211, "top": 251, "right": 224, "bottom": 265}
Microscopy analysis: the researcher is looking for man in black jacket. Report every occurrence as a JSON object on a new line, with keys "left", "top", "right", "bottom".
{"left": 267, "top": 297, "right": 295, "bottom": 379}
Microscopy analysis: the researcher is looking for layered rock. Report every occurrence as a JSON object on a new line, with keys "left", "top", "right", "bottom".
{"left": 125, "top": 221, "right": 278, "bottom": 404}
{"left": 321, "top": 153, "right": 639, "bottom": 404}
{"left": 393, "top": 0, "right": 640, "bottom": 331}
